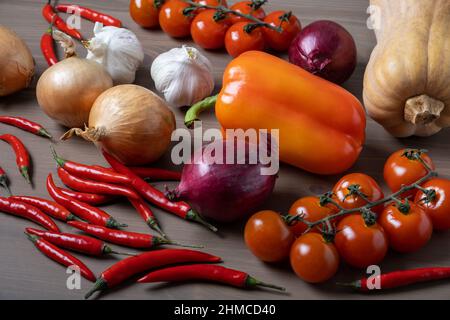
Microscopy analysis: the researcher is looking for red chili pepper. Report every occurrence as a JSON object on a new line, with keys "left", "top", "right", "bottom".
{"left": 0, "top": 134, "right": 32, "bottom": 184}
{"left": 338, "top": 267, "right": 450, "bottom": 292}
{"left": 46, "top": 174, "right": 125, "bottom": 228}
{"left": 137, "top": 264, "right": 285, "bottom": 291}
{"left": 0, "top": 116, "right": 52, "bottom": 139}
{"left": 129, "top": 167, "right": 182, "bottom": 181}
{"left": 10, "top": 196, "right": 77, "bottom": 222}
{"left": 103, "top": 151, "right": 217, "bottom": 232}
{"left": 25, "top": 232, "right": 96, "bottom": 282}
{"left": 51, "top": 146, "right": 130, "bottom": 185}
{"left": 40, "top": 22, "right": 58, "bottom": 66}
{"left": 129, "top": 197, "right": 165, "bottom": 238}
{"left": 85, "top": 249, "right": 221, "bottom": 299}
{"left": 56, "top": 3, "right": 122, "bottom": 27}
{"left": 0, "top": 196, "right": 59, "bottom": 232}
{"left": 57, "top": 167, "right": 139, "bottom": 199}
{"left": 25, "top": 227, "right": 131, "bottom": 257}
{"left": 59, "top": 187, "right": 115, "bottom": 206}
{"left": 42, "top": 1, "right": 83, "bottom": 40}
{"left": 0, "top": 166, "right": 11, "bottom": 196}
{"left": 68, "top": 220, "right": 199, "bottom": 249}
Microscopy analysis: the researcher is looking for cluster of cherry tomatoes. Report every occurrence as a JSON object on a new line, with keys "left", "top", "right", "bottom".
{"left": 244, "top": 149, "right": 450, "bottom": 283}
{"left": 129, "top": 0, "right": 301, "bottom": 57}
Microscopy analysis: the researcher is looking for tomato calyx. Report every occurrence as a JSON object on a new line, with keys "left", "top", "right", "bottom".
{"left": 319, "top": 191, "right": 342, "bottom": 210}
{"left": 154, "top": 0, "right": 165, "bottom": 9}
{"left": 249, "top": 0, "right": 267, "bottom": 11}
{"left": 243, "top": 22, "right": 262, "bottom": 33}
{"left": 213, "top": 9, "right": 227, "bottom": 21}
{"left": 361, "top": 208, "right": 377, "bottom": 226}
{"left": 392, "top": 198, "right": 411, "bottom": 214}
{"left": 278, "top": 11, "right": 292, "bottom": 27}
{"left": 183, "top": 6, "right": 198, "bottom": 17}
{"left": 416, "top": 186, "right": 437, "bottom": 204}
{"left": 344, "top": 184, "right": 373, "bottom": 204}
{"left": 402, "top": 148, "right": 427, "bottom": 161}
{"left": 283, "top": 213, "right": 303, "bottom": 226}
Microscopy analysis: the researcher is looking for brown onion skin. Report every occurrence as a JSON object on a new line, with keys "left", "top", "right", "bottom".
{"left": 288, "top": 20, "right": 357, "bottom": 84}
{"left": 0, "top": 26, "right": 35, "bottom": 96}
{"left": 36, "top": 57, "right": 113, "bottom": 128}
{"left": 168, "top": 140, "right": 277, "bottom": 223}
{"left": 88, "top": 84, "right": 176, "bottom": 165}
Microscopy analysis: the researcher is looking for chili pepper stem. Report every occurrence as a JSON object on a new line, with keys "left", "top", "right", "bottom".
{"left": 38, "top": 128, "right": 53, "bottom": 139}
{"left": 85, "top": 278, "right": 108, "bottom": 299}
{"left": 106, "top": 217, "right": 127, "bottom": 229}
{"left": 186, "top": 209, "right": 218, "bottom": 233}
{"left": 336, "top": 281, "right": 362, "bottom": 289}
{"left": 185, "top": 95, "right": 218, "bottom": 129}
{"left": 25, "top": 232, "right": 38, "bottom": 243}
{"left": 147, "top": 217, "right": 167, "bottom": 239}
{"left": 245, "top": 276, "right": 286, "bottom": 291}
{"left": 50, "top": 145, "right": 65, "bottom": 167}
{"left": 154, "top": 237, "right": 204, "bottom": 249}
{"left": 102, "top": 245, "right": 135, "bottom": 257}
{"left": 0, "top": 177, "right": 12, "bottom": 196}
{"left": 20, "top": 167, "right": 32, "bottom": 185}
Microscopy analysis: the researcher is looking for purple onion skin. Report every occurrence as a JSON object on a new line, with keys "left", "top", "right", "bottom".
{"left": 169, "top": 140, "right": 277, "bottom": 223}
{"left": 288, "top": 20, "right": 357, "bottom": 84}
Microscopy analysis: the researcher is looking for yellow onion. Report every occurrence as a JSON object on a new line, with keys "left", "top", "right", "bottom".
{"left": 0, "top": 25, "right": 35, "bottom": 96}
{"left": 37, "top": 56, "right": 113, "bottom": 128}
{"left": 62, "top": 84, "right": 176, "bottom": 165}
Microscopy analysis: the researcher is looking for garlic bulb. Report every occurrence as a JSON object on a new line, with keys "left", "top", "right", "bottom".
{"left": 85, "top": 22, "right": 144, "bottom": 84}
{"left": 151, "top": 46, "right": 215, "bottom": 107}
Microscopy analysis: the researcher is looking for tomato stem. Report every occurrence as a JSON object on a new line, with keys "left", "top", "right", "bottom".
{"left": 182, "top": 0, "right": 282, "bottom": 33}
{"left": 301, "top": 150, "right": 438, "bottom": 233}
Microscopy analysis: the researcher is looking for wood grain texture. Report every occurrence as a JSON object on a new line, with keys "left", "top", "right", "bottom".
{"left": 1, "top": 0, "right": 449, "bottom": 300}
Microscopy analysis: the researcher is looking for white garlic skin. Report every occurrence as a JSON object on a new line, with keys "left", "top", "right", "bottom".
{"left": 86, "top": 22, "right": 144, "bottom": 85}
{"left": 151, "top": 46, "right": 215, "bottom": 108}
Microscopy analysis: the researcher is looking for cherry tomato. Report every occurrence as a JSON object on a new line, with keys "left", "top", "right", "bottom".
{"left": 384, "top": 149, "right": 435, "bottom": 199}
{"left": 244, "top": 210, "right": 295, "bottom": 262}
{"left": 415, "top": 178, "right": 450, "bottom": 231}
{"left": 229, "top": 1, "right": 266, "bottom": 24}
{"left": 333, "top": 173, "right": 384, "bottom": 213}
{"left": 379, "top": 201, "right": 432, "bottom": 253}
{"left": 262, "top": 11, "right": 301, "bottom": 51}
{"left": 130, "top": 0, "right": 161, "bottom": 28}
{"left": 288, "top": 196, "right": 337, "bottom": 236}
{"left": 290, "top": 233, "right": 339, "bottom": 283}
{"left": 159, "top": 0, "right": 194, "bottom": 38}
{"left": 225, "top": 22, "right": 265, "bottom": 57}
{"left": 335, "top": 214, "right": 388, "bottom": 269}
{"left": 191, "top": 9, "right": 231, "bottom": 49}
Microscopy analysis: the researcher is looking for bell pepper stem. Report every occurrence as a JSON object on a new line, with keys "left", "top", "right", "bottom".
{"left": 185, "top": 95, "right": 218, "bottom": 129}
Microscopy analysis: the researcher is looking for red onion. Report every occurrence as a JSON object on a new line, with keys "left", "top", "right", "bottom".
{"left": 166, "top": 140, "right": 277, "bottom": 223}
{"left": 288, "top": 20, "right": 357, "bottom": 84}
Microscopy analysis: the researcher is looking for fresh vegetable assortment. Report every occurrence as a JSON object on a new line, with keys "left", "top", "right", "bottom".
{"left": 0, "top": 0, "right": 449, "bottom": 300}
{"left": 245, "top": 149, "right": 450, "bottom": 287}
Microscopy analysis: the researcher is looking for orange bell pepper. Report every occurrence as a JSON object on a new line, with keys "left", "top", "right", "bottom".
{"left": 185, "top": 51, "right": 366, "bottom": 175}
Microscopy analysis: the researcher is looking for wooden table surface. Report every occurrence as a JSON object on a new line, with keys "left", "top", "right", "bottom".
{"left": 1, "top": 0, "right": 449, "bottom": 300}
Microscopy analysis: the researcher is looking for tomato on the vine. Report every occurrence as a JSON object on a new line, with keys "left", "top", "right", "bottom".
{"left": 229, "top": 1, "right": 266, "bottom": 25}
{"left": 191, "top": 9, "right": 231, "bottom": 49}
{"left": 379, "top": 201, "right": 432, "bottom": 253}
{"left": 159, "top": 0, "right": 194, "bottom": 38}
{"left": 287, "top": 196, "right": 337, "bottom": 236}
{"left": 129, "top": 0, "right": 161, "bottom": 28}
{"left": 333, "top": 173, "right": 384, "bottom": 213}
{"left": 335, "top": 214, "right": 388, "bottom": 268}
{"left": 225, "top": 22, "right": 265, "bottom": 57}
{"left": 290, "top": 233, "right": 339, "bottom": 283}
{"left": 262, "top": 11, "right": 301, "bottom": 51}
{"left": 244, "top": 210, "right": 295, "bottom": 263}
{"left": 384, "top": 149, "right": 435, "bottom": 198}
{"left": 415, "top": 178, "right": 450, "bottom": 231}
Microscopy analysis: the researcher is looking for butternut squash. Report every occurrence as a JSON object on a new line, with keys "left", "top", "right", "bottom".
{"left": 363, "top": 0, "right": 450, "bottom": 137}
